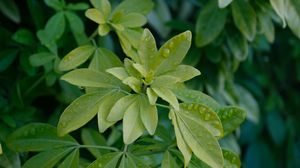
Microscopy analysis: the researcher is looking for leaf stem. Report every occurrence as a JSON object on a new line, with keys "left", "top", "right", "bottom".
{"left": 24, "top": 74, "right": 46, "bottom": 96}
{"left": 79, "top": 145, "right": 119, "bottom": 152}
{"left": 156, "top": 103, "right": 169, "bottom": 109}
{"left": 89, "top": 29, "right": 98, "bottom": 41}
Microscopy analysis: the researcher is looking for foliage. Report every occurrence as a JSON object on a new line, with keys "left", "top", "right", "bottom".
{"left": 0, "top": 0, "right": 300, "bottom": 168}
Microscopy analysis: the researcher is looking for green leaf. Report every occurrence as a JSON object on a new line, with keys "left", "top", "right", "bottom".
{"left": 57, "top": 91, "right": 110, "bottom": 136}
{"left": 154, "top": 31, "right": 192, "bottom": 74}
{"left": 285, "top": 0, "right": 300, "bottom": 39}
{"left": 139, "top": 95, "right": 158, "bottom": 135}
{"left": 61, "top": 69, "right": 119, "bottom": 88}
{"left": 0, "top": 144, "right": 2, "bottom": 155}
{"left": 270, "top": 0, "right": 286, "bottom": 27}
{"left": 97, "top": 92, "right": 125, "bottom": 132}
{"left": 37, "top": 30, "right": 57, "bottom": 54}
{"left": 58, "top": 149, "right": 79, "bottom": 168}
{"left": 231, "top": 0, "right": 256, "bottom": 41}
{"left": 257, "top": 11, "right": 275, "bottom": 43}
{"left": 119, "top": 153, "right": 151, "bottom": 168}
{"left": 172, "top": 86, "right": 221, "bottom": 111}
{"left": 169, "top": 110, "right": 192, "bottom": 167}
{"left": 163, "top": 65, "right": 201, "bottom": 82}
{"left": 152, "top": 87, "right": 179, "bottom": 111}
{"left": 138, "top": 29, "right": 158, "bottom": 71}
{"left": 22, "top": 148, "right": 72, "bottom": 168}
{"left": 122, "top": 76, "right": 142, "bottom": 93}
{"left": 66, "top": 3, "right": 89, "bottom": 10}
{"left": 217, "top": 106, "right": 246, "bottom": 136}
{"left": 106, "top": 67, "right": 129, "bottom": 81}
{"left": 87, "top": 152, "right": 122, "bottom": 168}
{"left": 90, "top": 0, "right": 111, "bottom": 19}
{"left": 113, "top": 0, "right": 153, "bottom": 16}
{"left": 114, "top": 13, "right": 147, "bottom": 28}
{"left": 162, "top": 151, "right": 180, "bottom": 168}
{"left": 0, "top": 146, "right": 21, "bottom": 168}
{"left": 123, "top": 98, "right": 145, "bottom": 144}
{"left": 81, "top": 129, "right": 107, "bottom": 158}
{"left": 85, "top": 8, "right": 105, "bottom": 24}
{"left": 6, "top": 123, "right": 77, "bottom": 152}
{"left": 44, "top": 0, "right": 63, "bottom": 10}
{"left": 12, "top": 29, "right": 35, "bottom": 46}
{"left": 222, "top": 149, "right": 241, "bottom": 168}
{"left": 173, "top": 108, "right": 224, "bottom": 168}
{"left": 107, "top": 94, "right": 138, "bottom": 122}
{"left": 0, "top": 0, "right": 20, "bottom": 23}
{"left": 266, "top": 112, "right": 286, "bottom": 145}
{"left": 146, "top": 88, "right": 158, "bottom": 105}
{"left": 45, "top": 12, "right": 66, "bottom": 41}
{"left": 89, "top": 48, "right": 123, "bottom": 71}
{"left": 59, "top": 45, "right": 95, "bottom": 71}
{"left": 65, "top": 11, "right": 88, "bottom": 45}
{"left": 98, "top": 24, "right": 110, "bottom": 36}
{"left": 0, "top": 49, "right": 18, "bottom": 72}
{"left": 29, "top": 52, "right": 56, "bottom": 67}
{"left": 179, "top": 103, "right": 223, "bottom": 138}
{"left": 227, "top": 30, "right": 249, "bottom": 61}
{"left": 151, "top": 75, "right": 180, "bottom": 88}
{"left": 195, "top": 1, "right": 228, "bottom": 47}
{"left": 218, "top": 0, "right": 233, "bottom": 8}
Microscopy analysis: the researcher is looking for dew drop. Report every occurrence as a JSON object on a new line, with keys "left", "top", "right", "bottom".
{"left": 162, "top": 48, "right": 170, "bottom": 58}
{"left": 205, "top": 114, "right": 211, "bottom": 121}
{"left": 169, "top": 41, "right": 174, "bottom": 48}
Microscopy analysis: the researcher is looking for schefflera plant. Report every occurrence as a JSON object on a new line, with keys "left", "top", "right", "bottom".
{"left": 85, "top": 0, "right": 153, "bottom": 57}
{"left": 57, "top": 28, "right": 246, "bottom": 168}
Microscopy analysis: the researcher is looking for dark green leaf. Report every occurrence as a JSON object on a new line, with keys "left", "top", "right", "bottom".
{"left": 66, "top": 3, "right": 89, "bottom": 10}
{"left": 0, "top": 0, "right": 20, "bottom": 23}
{"left": 12, "top": 29, "right": 35, "bottom": 46}
{"left": 266, "top": 112, "right": 286, "bottom": 145}
{"left": 285, "top": 0, "right": 300, "bottom": 39}
{"left": 87, "top": 152, "right": 123, "bottom": 168}
{"left": 29, "top": 52, "right": 56, "bottom": 67}
{"left": 113, "top": 0, "right": 153, "bottom": 16}
{"left": 58, "top": 149, "right": 79, "bottom": 168}
{"left": 227, "top": 30, "right": 249, "bottom": 61}
{"left": 65, "top": 11, "right": 88, "bottom": 45}
{"left": 44, "top": 0, "right": 63, "bottom": 10}
{"left": 0, "top": 50, "right": 18, "bottom": 72}
{"left": 81, "top": 129, "right": 107, "bottom": 158}
{"left": 162, "top": 151, "right": 180, "bottom": 168}
{"left": 44, "top": 12, "right": 66, "bottom": 41}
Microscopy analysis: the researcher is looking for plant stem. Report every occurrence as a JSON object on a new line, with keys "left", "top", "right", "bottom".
{"left": 156, "top": 103, "right": 170, "bottom": 109}
{"left": 89, "top": 29, "right": 98, "bottom": 41}
{"left": 24, "top": 75, "right": 46, "bottom": 96}
{"left": 79, "top": 145, "right": 119, "bottom": 152}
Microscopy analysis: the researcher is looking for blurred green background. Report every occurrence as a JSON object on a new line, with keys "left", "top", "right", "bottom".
{"left": 0, "top": 0, "right": 299, "bottom": 167}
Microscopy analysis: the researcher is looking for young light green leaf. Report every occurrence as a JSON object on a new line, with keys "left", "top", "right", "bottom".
{"left": 61, "top": 69, "right": 118, "bottom": 88}
{"left": 81, "top": 129, "right": 107, "bottom": 158}
{"left": 163, "top": 65, "right": 201, "bottom": 82}
{"left": 132, "top": 63, "right": 148, "bottom": 77}
{"left": 151, "top": 75, "right": 180, "bottom": 88}
{"left": 122, "top": 76, "right": 142, "bottom": 93}
{"left": 114, "top": 13, "right": 147, "bottom": 28}
{"left": 97, "top": 92, "right": 125, "bottom": 132}
{"left": 222, "top": 149, "right": 241, "bottom": 168}
{"left": 172, "top": 86, "right": 221, "bottom": 111}
{"left": 107, "top": 94, "right": 137, "bottom": 122}
{"left": 57, "top": 91, "right": 110, "bottom": 136}
{"left": 285, "top": 0, "right": 300, "bottom": 39}
{"left": 65, "top": 11, "right": 88, "bottom": 45}
{"left": 162, "top": 151, "right": 180, "bottom": 168}
{"left": 146, "top": 88, "right": 158, "bottom": 105}
{"left": 152, "top": 87, "right": 179, "bottom": 111}
{"left": 218, "top": 0, "right": 233, "bottom": 8}
{"left": 195, "top": 1, "right": 228, "bottom": 47}
{"left": 123, "top": 99, "right": 145, "bottom": 144}
{"left": 29, "top": 52, "right": 56, "bottom": 67}
{"left": 106, "top": 67, "right": 129, "bottom": 81}
{"left": 58, "top": 149, "right": 79, "bottom": 168}
{"left": 90, "top": 0, "right": 111, "bottom": 19}
{"left": 227, "top": 30, "right": 249, "bottom": 61}
{"left": 22, "top": 148, "right": 72, "bottom": 168}
{"left": 270, "top": 0, "right": 286, "bottom": 27}
{"left": 87, "top": 152, "right": 123, "bottom": 168}
{"left": 231, "top": 0, "right": 256, "bottom": 41}
{"left": 89, "top": 48, "right": 123, "bottom": 71}
{"left": 138, "top": 29, "right": 158, "bottom": 71}
{"left": 179, "top": 103, "right": 223, "bottom": 138}
{"left": 124, "top": 58, "right": 142, "bottom": 78}
{"left": 169, "top": 110, "right": 192, "bottom": 167}
{"left": 85, "top": 8, "right": 105, "bottom": 24}
{"left": 155, "top": 31, "right": 192, "bottom": 74}
{"left": 59, "top": 45, "right": 95, "bottom": 71}
{"left": 98, "top": 24, "right": 110, "bottom": 36}
{"left": 139, "top": 95, "right": 158, "bottom": 135}
{"left": 45, "top": 12, "right": 66, "bottom": 41}
{"left": 175, "top": 109, "right": 224, "bottom": 168}
{"left": 113, "top": 0, "right": 154, "bottom": 16}
{"left": 6, "top": 123, "right": 77, "bottom": 152}
{"left": 217, "top": 106, "right": 246, "bottom": 136}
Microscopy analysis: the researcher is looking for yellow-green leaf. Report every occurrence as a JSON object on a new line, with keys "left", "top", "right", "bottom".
{"left": 139, "top": 95, "right": 158, "bottom": 135}
{"left": 89, "top": 48, "right": 123, "bottom": 72}
{"left": 57, "top": 91, "right": 109, "bottom": 136}
{"left": 107, "top": 94, "right": 138, "bottom": 122}
{"left": 163, "top": 65, "right": 201, "bottom": 82}
{"left": 161, "top": 151, "right": 180, "bottom": 168}
{"left": 122, "top": 76, "right": 142, "bottom": 93}
{"left": 59, "top": 45, "right": 95, "bottom": 71}
{"left": 152, "top": 87, "right": 179, "bottom": 111}
{"left": 97, "top": 92, "right": 125, "bottom": 132}
{"left": 123, "top": 99, "right": 145, "bottom": 144}
{"left": 285, "top": 0, "right": 300, "bottom": 39}
{"left": 151, "top": 75, "right": 180, "bottom": 88}
{"left": 98, "top": 24, "right": 110, "bottom": 36}
{"left": 90, "top": 0, "right": 111, "bottom": 19}
{"left": 146, "top": 88, "right": 158, "bottom": 105}
{"left": 114, "top": 13, "right": 147, "bottom": 28}
{"left": 223, "top": 149, "right": 241, "bottom": 168}
{"left": 270, "top": 0, "right": 286, "bottom": 27}
{"left": 106, "top": 67, "right": 129, "bottom": 81}
{"left": 85, "top": 8, "right": 105, "bottom": 24}
{"left": 113, "top": 0, "right": 154, "bottom": 16}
